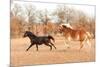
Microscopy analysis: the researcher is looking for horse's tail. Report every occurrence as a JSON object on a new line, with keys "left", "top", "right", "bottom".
{"left": 85, "top": 32, "right": 92, "bottom": 46}
{"left": 86, "top": 32, "right": 92, "bottom": 39}
{"left": 48, "top": 35, "right": 55, "bottom": 42}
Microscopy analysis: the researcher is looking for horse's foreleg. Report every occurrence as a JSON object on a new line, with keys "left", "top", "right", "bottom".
{"left": 26, "top": 43, "right": 34, "bottom": 51}
{"left": 36, "top": 44, "right": 38, "bottom": 51}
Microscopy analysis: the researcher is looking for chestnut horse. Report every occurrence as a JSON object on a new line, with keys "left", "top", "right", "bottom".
{"left": 58, "top": 23, "right": 91, "bottom": 49}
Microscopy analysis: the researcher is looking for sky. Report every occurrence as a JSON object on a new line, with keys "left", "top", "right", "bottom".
{"left": 11, "top": 0, "right": 95, "bottom": 18}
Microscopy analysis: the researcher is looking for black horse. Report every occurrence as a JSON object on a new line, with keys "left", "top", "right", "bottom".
{"left": 23, "top": 31, "right": 56, "bottom": 51}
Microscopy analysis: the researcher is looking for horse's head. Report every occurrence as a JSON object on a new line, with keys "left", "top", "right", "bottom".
{"left": 57, "top": 24, "right": 67, "bottom": 33}
{"left": 23, "top": 31, "right": 34, "bottom": 38}
{"left": 57, "top": 23, "right": 73, "bottom": 33}
{"left": 58, "top": 25, "right": 65, "bottom": 33}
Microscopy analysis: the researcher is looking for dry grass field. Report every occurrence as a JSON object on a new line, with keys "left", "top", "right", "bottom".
{"left": 11, "top": 36, "right": 95, "bottom": 66}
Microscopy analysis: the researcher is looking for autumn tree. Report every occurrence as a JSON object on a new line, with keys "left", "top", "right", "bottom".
{"left": 36, "top": 9, "right": 50, "bottom": 35}
{"left": 11, "top": 3, "right": 24, "bottom": 38}
{"left": 53, "top": 5, "right": 76, "bottom": 24}
{"left": 24, "top": 4, "right": 36, "bottom": 32}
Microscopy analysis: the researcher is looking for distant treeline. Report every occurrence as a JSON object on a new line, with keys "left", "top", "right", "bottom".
{"left": 11, "top": 4, "right": 95, "bottom": 38}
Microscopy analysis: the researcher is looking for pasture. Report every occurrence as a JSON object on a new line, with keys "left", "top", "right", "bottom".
{"left": 10, "top": 1, "right": 95, "bottom": 66}
{"left": 11, "top": 36, "right": 95, "bottom": 66}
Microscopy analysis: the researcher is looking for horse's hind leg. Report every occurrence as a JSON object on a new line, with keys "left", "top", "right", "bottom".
{"left": 50, "top": 42, "right": 56, "bottom": 49}
{"left": 45, "top": 43, "right": 52, "bottom": 51}
{"left": 36, "top": 44, "right": 38, "bottom": 51}
{"left": 26, "top": 43, "right": 34, "bottom": 51}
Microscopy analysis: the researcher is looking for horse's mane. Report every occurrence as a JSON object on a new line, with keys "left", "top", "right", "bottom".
{"left": 61, "top": 24, "right": 86, "bottom": 32}
{"left": 26, "top": 31, "right": 37, "bottom": 37}
{"left": 62, "top": 25, "right": 73, "bottom": 31}
{"left": 60, "top": 23, "right": 73, "bottom": 29}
